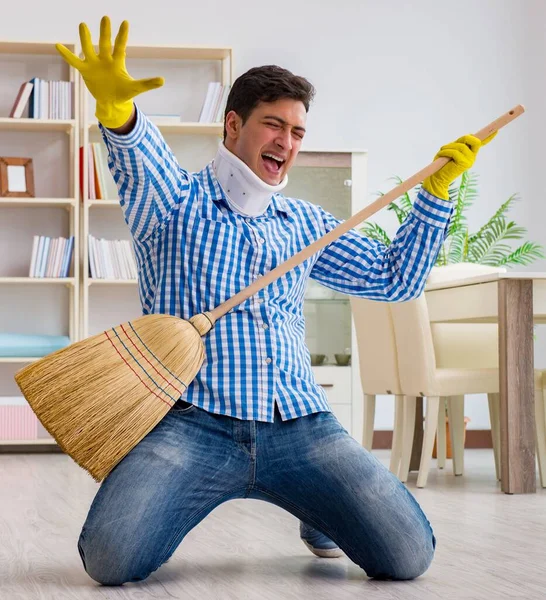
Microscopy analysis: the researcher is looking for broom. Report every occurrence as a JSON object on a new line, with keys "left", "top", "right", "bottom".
{"left": 15, "top": 105, "right": 524, "bottom": 481}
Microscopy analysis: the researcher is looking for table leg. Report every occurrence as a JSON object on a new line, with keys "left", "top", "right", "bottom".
{"left": 409, "top": 397, "right": 424, "bottom": 471}
{"left": 498, "top": 279, "right": 536, "bottom": 494}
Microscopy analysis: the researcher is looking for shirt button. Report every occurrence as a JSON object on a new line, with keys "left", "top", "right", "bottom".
{"left": 258, "top": 238, "right": 265, "bottom": 244}
{"left": 265, "top": 357, "right": 272, "bottom": 364}
{"left": 262, "top": 324, "right": 269, "bottom": 330}
{"left": 257, "top": 298, "right": 265, "bottom": 304}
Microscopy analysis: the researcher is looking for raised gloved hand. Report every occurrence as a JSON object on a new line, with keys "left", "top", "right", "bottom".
{"left": 55, "top": 16, "right": 164, "bottom": 128}
{"left": 423, "top": 132, "right": 497, "bottom": 200}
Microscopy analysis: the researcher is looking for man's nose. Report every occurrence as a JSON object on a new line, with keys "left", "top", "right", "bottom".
{"left": 275, "top": 129, "right": 292, "bottom": 151}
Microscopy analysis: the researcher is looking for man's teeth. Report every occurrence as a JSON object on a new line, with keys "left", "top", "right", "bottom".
{"left": 263, "top": 153, "right": 285, "bottom": 163}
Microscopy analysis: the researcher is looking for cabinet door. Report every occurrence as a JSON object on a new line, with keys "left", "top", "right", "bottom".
{"left": 313, "top": 365, "right": 352, "bottom": 404}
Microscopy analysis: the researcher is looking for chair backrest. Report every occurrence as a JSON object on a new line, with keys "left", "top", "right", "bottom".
{"left": 428, "top": 263, "right": 506, "bottom": 369}
{"left": 390, "top": 263, "right": 508, "bottom": 395}
{"left": 390, "top": 295, "right": 437, "bottom": 396}
{"left": 432, "top": 323, "right": 499, "bottom": 369}
{"left": 350, "top": 298, "right": 402, "bottom": 395}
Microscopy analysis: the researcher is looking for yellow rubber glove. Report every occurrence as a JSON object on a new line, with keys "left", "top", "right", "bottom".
{"left": 55, "top": 16, "right": 164, "bottom": 129}
{"left": 423, "top": 132, "right": 497, "bottom": 200}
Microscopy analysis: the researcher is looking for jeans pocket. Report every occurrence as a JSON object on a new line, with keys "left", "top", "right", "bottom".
{"left": 171, "top": 400, "right": 196, "bottom": 414}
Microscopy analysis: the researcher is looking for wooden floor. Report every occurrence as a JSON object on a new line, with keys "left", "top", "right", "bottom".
{"left": 1, "top": 449, "right": 545, "bottom": 600}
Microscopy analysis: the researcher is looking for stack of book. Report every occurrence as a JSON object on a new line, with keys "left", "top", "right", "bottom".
{"left": 198, "top": 82, "right": 230, "bottom": 123}
{"left": 0, "top": 397, "right": 37, "bottom": 440}
{"left": 82, "top": 142, "right": 114, "bottom": 200}
{"left": 88, "top": 235, "right": 137, "bottom": 280}
{"left": 9, "top": 78, "right": 74, "bottom": 120}
{"left": 28, "top": 235, "right": 74, "bottom": 278}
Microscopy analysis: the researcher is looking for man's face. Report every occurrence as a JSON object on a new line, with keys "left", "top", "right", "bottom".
{"left": 224, "top": 98, "right": 307, "bottom": 186}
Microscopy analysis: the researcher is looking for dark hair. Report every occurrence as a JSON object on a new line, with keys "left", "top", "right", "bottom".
{"left": 223, "top": 65, "right": 315, "bottom": 140}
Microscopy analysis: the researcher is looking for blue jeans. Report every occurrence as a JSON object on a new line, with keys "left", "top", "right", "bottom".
{"left": 78, "top": 403, "right": 436, "bottom": 585}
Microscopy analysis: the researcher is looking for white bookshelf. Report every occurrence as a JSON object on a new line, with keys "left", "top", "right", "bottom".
{"left": 80, "top": 44, "right": 233, "bottom": 338}
{"left": 1, "top": 40, "right": 369, "bottom": 447}
{"left": 0, "top": 40, "right": 80, "bottom": 447}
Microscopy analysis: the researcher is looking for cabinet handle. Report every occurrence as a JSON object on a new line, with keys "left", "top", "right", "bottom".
{"left": 319, "top": 383, "right": 334, "bottom": 388}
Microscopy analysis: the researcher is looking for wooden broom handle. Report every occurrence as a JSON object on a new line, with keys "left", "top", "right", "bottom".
{"left": 209, "top": 104, "right": 525, "bottom": 321}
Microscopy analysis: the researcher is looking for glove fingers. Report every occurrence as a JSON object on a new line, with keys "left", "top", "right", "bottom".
{"left": 79, "top": 22, "right": 97, "bottom": 61}
{"left": 455, "top": 134, "right": 482, "bottom": 154}
{"left": 438, "top": 143, "right": 475, "bottom": 164}
{"left": 98, "top": 15, "right": 112, "bottom": 58}
{"left": 55, "top": 43, "right": 84, "bottom": 71}
{"left": 436, "top": 147, "right": 474, "bottom": 168}
{"left": 133, "top": 77, "right": 165, "bottom": 95}
{"left": 113, "top": 20, "right": 129, "bottom": 59}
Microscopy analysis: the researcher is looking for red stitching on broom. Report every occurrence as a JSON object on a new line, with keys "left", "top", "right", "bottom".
{"left": 119, "top": 323, "right": 185, "bottom": 395}
{"left": 105, "top": 329, "right": 173, "bottom": 408}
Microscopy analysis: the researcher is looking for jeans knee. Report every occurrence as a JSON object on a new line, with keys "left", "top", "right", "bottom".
{"left": 370, "top": 532, "right": 436, "bottom": 581}
{"left": 78, "top": 530, "right": 157, "bottom": 586}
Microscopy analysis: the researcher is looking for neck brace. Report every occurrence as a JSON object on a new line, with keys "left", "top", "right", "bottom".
{"left": 213, "top": 142, "right": 288, "bottom": 217}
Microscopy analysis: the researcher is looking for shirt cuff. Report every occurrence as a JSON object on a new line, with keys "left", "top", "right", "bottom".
{"left": 99, "top": 104, "right": 148, "bottom": 149}
{"left": 411, "top": 187, "right": 454, "bottom": 228}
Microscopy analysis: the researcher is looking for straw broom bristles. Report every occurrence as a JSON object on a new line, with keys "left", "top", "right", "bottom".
{"left": 14, "top": 312, "right": 214, "bottom": 481}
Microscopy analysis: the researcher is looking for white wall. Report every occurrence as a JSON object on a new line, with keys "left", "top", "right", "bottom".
{"left": 2, "top": 0, "right": 545, "bottom": 429}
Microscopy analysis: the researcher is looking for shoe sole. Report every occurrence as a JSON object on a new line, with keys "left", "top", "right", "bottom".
{"left": 302, "top": 539, "right": 344, "bottom": 558}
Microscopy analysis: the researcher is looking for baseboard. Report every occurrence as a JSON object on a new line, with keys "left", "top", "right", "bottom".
{"left": 372, "top": 429, "right": 493, "bottom": 449}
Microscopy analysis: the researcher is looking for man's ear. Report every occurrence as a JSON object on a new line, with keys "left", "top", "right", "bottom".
{"left": 224, "top": 110, "right": 242, "bottom": 140}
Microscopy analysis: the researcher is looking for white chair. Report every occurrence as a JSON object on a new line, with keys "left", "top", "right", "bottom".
{"left": 351, "top": 297, "right": 410, "bottom": 474}
{"left": 390, "top": 291, "right": 546, "bottom": 488}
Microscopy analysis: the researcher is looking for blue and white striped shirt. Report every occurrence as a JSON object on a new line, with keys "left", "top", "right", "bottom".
{"left": 100, "top": 105, "right": 453, "bottom": 422}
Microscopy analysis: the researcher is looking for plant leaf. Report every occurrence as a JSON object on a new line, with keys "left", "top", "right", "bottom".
{"left": 467, "top": 193, "right": 519, "bottom": 247}
{"left": 447, "top": 171, "right": 478, "bottom": 239}
{"left": 386, "top": 201, "right": 410, "bottom": 225}
{"left": 360, "top": 222, "right": 392, "bottom": 247}
{"left": 498, "top": 242, "right": 545, "bottom": 266}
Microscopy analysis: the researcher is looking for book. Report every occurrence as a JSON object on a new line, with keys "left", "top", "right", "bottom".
{"left": 9, "top": 81, "right": 34, "bottom": 118}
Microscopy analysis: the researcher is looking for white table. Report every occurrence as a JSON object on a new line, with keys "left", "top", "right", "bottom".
{"left": 425, "top": 272, "right": 546, "bottom": 494}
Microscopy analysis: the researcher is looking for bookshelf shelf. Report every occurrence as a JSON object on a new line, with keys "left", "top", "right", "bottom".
{"left": 0, "top": 438, "right": 57, "bottom": 446}
{"left": 0, "top": 198, "right": 76, "bottom": 208}
{"left": 88, "top": 279, "right": 138, "bottom": 286}
{"left": 0, "top": 277, "right": 76, "bottom": 285}
{"left": 0, "top": 41, "right": 75, "bottom": 56}
{"left": 87, "top": 200, "right": 120, "bottom": 207}
{"left": 0, "top": 117, "right": 76, "bottom": 132}
{"left": 0, "top": 357, "right": 40, "bottom": 363}
{"left": 123, "top": 45, "right": 232, "bottom": 61}
{"left": 89, "top": 121, "right": 223, "bottom": 135}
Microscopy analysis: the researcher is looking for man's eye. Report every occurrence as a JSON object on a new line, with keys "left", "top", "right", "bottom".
{"left": 266, "top": 122, "right": 280, "bottom": 128}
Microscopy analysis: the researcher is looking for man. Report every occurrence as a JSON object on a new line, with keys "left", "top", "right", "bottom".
{"left": 57, "top": 16, "right": 494, "bottom": 586}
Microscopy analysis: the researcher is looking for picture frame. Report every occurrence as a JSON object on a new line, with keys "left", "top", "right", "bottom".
{"left": 0, "top": 157, "right": 35, "bottom": 198}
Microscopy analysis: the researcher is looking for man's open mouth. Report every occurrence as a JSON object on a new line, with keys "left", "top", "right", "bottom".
{"left": 261, "top": 152, "right": 285, "bottom": 174}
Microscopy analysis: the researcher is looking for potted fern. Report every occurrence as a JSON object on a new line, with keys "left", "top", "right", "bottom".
{"left": 361, "top": 171, "right": 544, "bottom": 267}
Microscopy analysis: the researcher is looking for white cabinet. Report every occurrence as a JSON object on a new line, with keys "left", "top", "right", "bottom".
{"left": 287, "top": 150, "right": 368, "bottom": 440}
